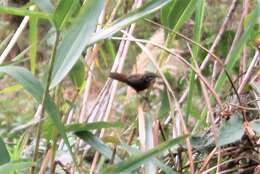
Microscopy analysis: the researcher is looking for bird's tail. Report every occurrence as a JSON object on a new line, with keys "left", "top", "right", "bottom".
{"left": 109, "top": 72, "right": 128, "bottom": 83}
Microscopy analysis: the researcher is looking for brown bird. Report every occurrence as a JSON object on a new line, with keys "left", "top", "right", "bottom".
{"left": 109, "top": 72, "right": 158, "bottom": 92}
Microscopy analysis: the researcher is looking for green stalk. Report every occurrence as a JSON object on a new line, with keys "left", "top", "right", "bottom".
{"left": 30, "top": 31, "right": 60, "bottom": 174}
{"left": 186, "top": 0, "right": 204, "bottom": 123}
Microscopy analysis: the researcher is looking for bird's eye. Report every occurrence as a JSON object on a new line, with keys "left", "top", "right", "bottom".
{"left": 145, "top": 76, "right": 153, "bottom": 82}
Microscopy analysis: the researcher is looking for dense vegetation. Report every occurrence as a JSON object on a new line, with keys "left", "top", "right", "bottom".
{"left": 0, "top": 0, "right": 259, "bottom": 173}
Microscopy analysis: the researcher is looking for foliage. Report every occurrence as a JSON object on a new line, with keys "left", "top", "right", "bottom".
{"left": 0, "top": 0, "right": 259, "bottom": 173}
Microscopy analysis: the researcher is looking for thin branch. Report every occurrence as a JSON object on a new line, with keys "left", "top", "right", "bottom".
{"left": 113, "top": 35, "right": 223, "bottom": 108}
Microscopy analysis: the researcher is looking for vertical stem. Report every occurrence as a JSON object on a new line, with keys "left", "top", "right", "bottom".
{"left": 30, "top": 31, "right": 60, "bottom": 174}
{"left": 49, "top": 139, "right": 57, "bottom": 174}
{"left": 144, "top": 113, "right": 156, "bottom": 174}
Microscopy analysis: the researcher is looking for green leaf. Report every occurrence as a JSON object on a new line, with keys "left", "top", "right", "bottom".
{"left": 29, "top": 15, "right": 38, "bottom": 74}
{"left": 0, "top": 66, "right": 75, "bottom": 166}
{"left": 169, "top": 0, "right": 192, "bottom": 28}
{"left": 0, "top": 138, "right": 10, "bottom": 165}
{"left": 42, "top": 118, "right": 58, "bottom": 141}
{"left": 66, "top": 121, "right": 122, "bottom": 132}
{"left": 244, "top": 10, "right": 260, "bottom": 47}
{"left": 186, "top": 0, "right": 205, "bottom": 121}
{"left": 69, "top": 59, "right": 85, "bottom": 89}
{"left": 0, "top": 6, "right": 52, "bottom": 20}
{"left": 100, "top": 135, "right": 187, "bottom": 174}
{"left": 89, "top": 0, "right": 172, "bottom": 45}
{"left": 32, "top": 0, "right": 54, "bottom": 12}
{"left": 173, "top": 0, "right": 197, "bottom": 37}
{"left": 0, "top": 85, "right": 23, "bottom": 94}
{"left": 160, "top": 0, "right": 175, "bottom": 27}
{"left": 159, "top": 0, "right": 196, "bottom": 64}
{"left": 75, "top": 131, "right": 121, "bottom": 163}
{"left": 0, "top": 161, "right": 35, "bottom": 174}
{"left": 161, "top": 0, "right": 196, "bottom": 37}
{"left": 249, "top": 120, "right": 260, "bottom": 136}
{"left": 0, "top": 66, "right": 45, "bottom": 101}
{"left": 50, "top": 0, "right": 172, "bottom": 89}
{"left": 121, "top": 144, "right": 177, "bottom": 174}
{"left": 11, "top": 133, "right": 29, "bottom": 161}
{"left": 192, "top": 0, "right": 205, "bottom": 57}
{"left": 53, "top": 0, "right": 76, "bottom": 30}
{"left": 218, "top": 113, "right": 244, "bottom": 146}
{"left": 105, "top": 39, "right": 116, "bottom": 61}
{"left": 50, "top": 0, "right": 105, "bottom": 89}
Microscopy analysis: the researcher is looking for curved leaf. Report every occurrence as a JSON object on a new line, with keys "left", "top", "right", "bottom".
{"left": 0, "top": 161, "right": 35, "bottom": 174}
{"left": 53, "top": 0, "right": 76, "bottom": 30}
{"left": 0, "top": 138, "right": 10, "bottom": 165}
{"left": 0, "top": 66, "right": 75, "bottom": 165}
{"left": 0, "top": 6, "right": 52, "bottom": 20}
{"left": 50, "top": 0, "right": 105, "bottom": 88}
{"left": 121, "top": 144, "right": 177, "bottom": 174}
{"left": 168, "top": 0, "right": 196, "bottom": 29}
{"left": 75, "top": 131, "right": 121, "bottom": 163}
{"left": 160, "top": 1, "right": 175, "bottom": 27}
{"left": 50, "top": 0, "right": 172, "bottom": 89}
{"left": 69, "top": 59, "right": 85, "bottom": 89}
{"left": 100, "top": 135, "right": 187, "bottom": 174}
{"left": 89, "top": 0, "right": 172, "bottom": 44}
{"left": 218, "top": 113, "right": 244, "bottom": 146}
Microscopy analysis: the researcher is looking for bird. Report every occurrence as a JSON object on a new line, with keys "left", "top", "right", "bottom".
{"left": 109, "top": 71, "right": 158, "bottom": 92}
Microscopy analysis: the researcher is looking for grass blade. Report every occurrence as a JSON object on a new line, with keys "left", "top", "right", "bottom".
{"left": 100, "top": 135, "right": 187, "bottom": 174}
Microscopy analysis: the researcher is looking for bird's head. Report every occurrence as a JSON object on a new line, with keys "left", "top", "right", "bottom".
{"left": 143, "top": 72, "right": 158, "bottom": 83}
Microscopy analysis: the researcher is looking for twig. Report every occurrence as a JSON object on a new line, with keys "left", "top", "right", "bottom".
{"left": 239, "top": 0, "right": 249, "bottom": 84}
{"left": 201, "top": 159, "right": 235, "bottom": 174}
{"left": 187, "top": 43, "right": 221, "bottom": 173}
{"left": 200, "top": 147, "right": 217, "bottom": 172}
{"left": 238, "top": 51, "right": 260, "bottom": 94}
{"left": 0, "top": 6, "right": 36, "bottom": 63}
{"left": 201, "top": 0, "right": 239, "bottom": 69}
{"left": 123, "top": 36, "right": 195, "bottom": 174}
{"left": 229, "top": 103, "right": 260, "bottom": 111}
{"left": 38, "top": 148, "right": 52, "bottom": 174}
{"left": 145, "top": 19, "right": 244, "bottom": 122}
{"left": 113, "top": 35, "right": 223, "bottom": 108}
{"left": 89, "top": 1, "right": 142, "bottom": 172}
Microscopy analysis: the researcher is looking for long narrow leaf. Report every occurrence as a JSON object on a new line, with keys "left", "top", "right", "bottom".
{"left": 89, "top": 0, "right": 173, "bottom": 44}
{"left": 0, "top": 6, "right": 52, "bottom": 20}
{"left": 0, "top": 138, "right": 10, "bottom": 165}
{"left": 50, "top": 0, "right": 105, "bottom": 88}
{"left": 0, "top": 66, "right": 76, "bottom": 166}
{"left": 29, "top": 15, "right": 38, "bottom": 74}
{"left": 100, "top": 135, "right": 187, "bottom": 174}
{"left": 160, "top": 1, "right": 175, "bottom": 27}
{"left": 0, "top": 161, "right": 35, "bottom": 174}
{"left": 75, "top": 131, "right": 121, "bottom": 163}
{"left": 167, "top": 0, "right": 193, "bottom": 29}
{"left": 50, "top": 0, "right": 172, "bottom": 89}
{"left": 121, "top": 144, "right": 177, "bottom": 174}
{"left": 53, "top": 0, "right": 76, "bottom": 30}
{"left": 186, "top": 0, "right": 205, "bottom": 120}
